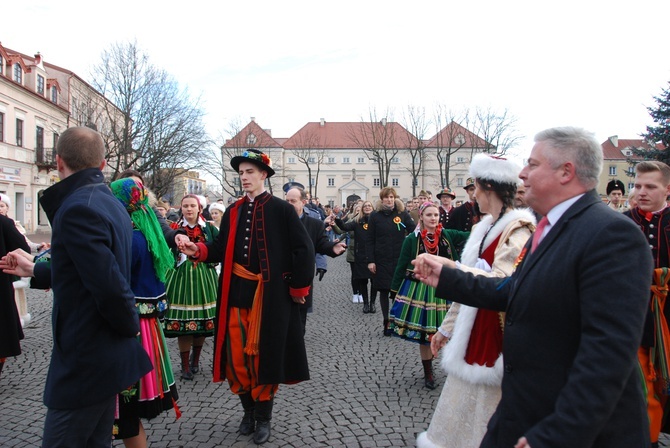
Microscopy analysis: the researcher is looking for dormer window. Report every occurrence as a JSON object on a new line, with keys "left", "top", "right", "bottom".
{"left": 13, "top": 63, "right": 22, "bottom": 84}
{"left": 37, "top": 75, "right": 45, "bottom": 95}
{"left": 51, "top": 86, "right": 58, "bottom": 103}
{"left": 246, "top": 133, "right": 257, "bottom": 145}
{"left": 0, "top": 56, "right": 3, "bottom": 75}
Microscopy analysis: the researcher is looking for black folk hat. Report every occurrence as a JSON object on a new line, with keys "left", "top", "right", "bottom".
{"left": 606, "top": 179, "right": 625, "bottom": 195}
{"left": 230, "top": 149, "right": 275, "bottom": 178}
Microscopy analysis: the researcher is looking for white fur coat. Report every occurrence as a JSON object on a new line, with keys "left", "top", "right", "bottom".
{"left": 440, "top": 208, "right": 535, "bottom": 386}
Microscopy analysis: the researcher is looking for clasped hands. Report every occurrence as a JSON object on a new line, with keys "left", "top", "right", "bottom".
{"left": 0, "top": 248, "right": 36, "bottom": 277}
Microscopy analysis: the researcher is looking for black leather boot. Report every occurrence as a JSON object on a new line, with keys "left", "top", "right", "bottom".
{"left": 423, "top": 359, "right": 436, "bottom": 389}
{"left": 362, "top": 296, "right": 370, "bottom": 313}
{"left": 253, "top": 399, "right": 273, "bottom": 444}
{"left": 368, "top": 297, "right": 376, "bottom": 313}
{"left": 238, "top": 393, "right": 255, "bottom": 436}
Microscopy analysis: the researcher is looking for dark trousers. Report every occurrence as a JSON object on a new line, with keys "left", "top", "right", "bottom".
{"left": 42, "top": 397, "right": 115, "bottom": 448}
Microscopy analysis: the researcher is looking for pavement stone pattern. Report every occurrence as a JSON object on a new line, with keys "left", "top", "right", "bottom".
{"left": 2, "top": 234, "right": 669, "bottom": 447}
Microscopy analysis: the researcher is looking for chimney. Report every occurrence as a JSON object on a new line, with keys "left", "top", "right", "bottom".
{"left": 34, "top": 52, "right": 42, "bottom": 65}
{"left": 320, "top": 118, "right": 325, "bottom": 127}
{"left": 381, "top": 118, "right": 387, "bottom": 126}
{"left": 250, "top": 116, "right": 256, "bottom": 123}
{"left": 608, "top": 135, "right": 618, "bottom": 147}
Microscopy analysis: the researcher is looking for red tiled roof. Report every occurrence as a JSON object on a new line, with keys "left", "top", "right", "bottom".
{"left": 425, "top": 121, "right": 489, "bottom": 149}
{"left": 282, "top": 121, "right": 418, "bottom": 149}
{"left": 600, "top": 137, "right": 663, "bottom": 160}
{"left": 222, "top": 120, "right": 282, "bottom": 148}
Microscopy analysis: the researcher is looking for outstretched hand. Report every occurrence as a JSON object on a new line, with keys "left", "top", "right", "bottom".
{"left": 0, "top": 249, "right": 36, "bottom": 277}
{"left": 411, "top": 254, "right": 446, "bottom": 288}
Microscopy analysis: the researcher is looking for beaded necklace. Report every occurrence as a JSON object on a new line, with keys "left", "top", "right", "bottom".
{"left": 420, "top": 223, "right": 443, "bottom": 255}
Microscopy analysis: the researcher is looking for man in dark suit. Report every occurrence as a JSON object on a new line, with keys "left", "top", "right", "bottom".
{"left": 412, "top": 126, "right": 653, "bottom": 448}
{"left": 285, "top": 186, "right": 346, "bottom": 332}
{"left": 1, "top": 127, "right": 152, "bottom": 448}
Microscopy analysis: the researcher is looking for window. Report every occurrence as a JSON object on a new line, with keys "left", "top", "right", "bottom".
{"left": 457, "top": 178, "right": 464, "bottom": 186}
{"left": 328, "top": 157, "right": 335, "bottom": 164}
{"left": 392, "top": 178, "right": 399, "bottom": 187}
{"left": 392, "top": 157, "right": 400, "bottom": 164}
{"left": 457, "top": 156, "right": 466, "bottom": 163}
{"left": 343, "top": 157, "right": 350, "bottom": 163}
{"left": 288, "top": 157, "right": 296, "bottom": 164}
{"left": 53, "top": 132, "right": 59, "bottom": 150}
{"left": 609, "top": 166, "right": 617, "bottom": 176}
{"left": 357, "top": 157, "right": 365, "bottom": 163}
{"left": 37, "top": 75, "right": 45, "bottom": 95}
{"left": 246, "top": 133, "right": 257, "bottom": 145}
{"left": 0, "top": 113, "right": 4, "bottom": 142}
{"left": 13, "top": 63, "right": 22, "bottom": 84}
{"left": 36, "top": 126, "right": 44, "bottom": 151}
{"left": 328, "top": 178, "right": 335, "bottom": 187}
{"left": 16, "top": 119, "right": 23, "bottom": 147}
{"left": 0, "top": 56, "right": 3, "bottom": 75}
{"left": 308, "top": 157, "right": 316, "bottom": 163}
{"left": 310, "top": 178, "right": 315, "bottom": 186}
{"left": 51, "top": 86, "right": 58, "bottom": 103}
{"left": 373, "top": 178, "right": 380, "bottom": 187}
{"left": 628, "top": 182, "right": 634, "bottom": 191}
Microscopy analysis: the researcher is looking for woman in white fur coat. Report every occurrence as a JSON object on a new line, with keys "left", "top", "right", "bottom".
{"left": 417, "top": 154, "right": 536, "bottom": 448}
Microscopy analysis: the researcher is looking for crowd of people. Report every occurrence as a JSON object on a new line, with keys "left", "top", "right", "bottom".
{"left": 0, "top": 125, "right": 669, "bottom": 448}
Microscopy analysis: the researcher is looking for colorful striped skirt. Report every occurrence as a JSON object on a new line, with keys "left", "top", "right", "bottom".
{"left": 389, "top": 278, "right": 450, "bottom": 345}
{"left": 163, "top": 260, "right": 218, "bottom": 337}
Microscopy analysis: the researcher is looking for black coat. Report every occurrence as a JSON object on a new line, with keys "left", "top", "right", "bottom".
{"left": 335, "top": 215, "right": 372, "bottom": 280}
{"left": 32, "top": 168, "right": 152, "bottom": 409}
{"left": 367, "top": 201, "right": 415, "bottom": 290}
{"left": 300, "top": 213, "right": 341, "bottom": 307}
{"left": 0, "top": 214, "right": 30, "bottom": 358}
{"left": 436, "top": 191, "right": 652, "bottom": 447}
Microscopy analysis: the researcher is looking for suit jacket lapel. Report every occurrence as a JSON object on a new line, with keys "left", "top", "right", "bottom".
{"left": 507, "top": 190, "right": 601, "bottom": 306}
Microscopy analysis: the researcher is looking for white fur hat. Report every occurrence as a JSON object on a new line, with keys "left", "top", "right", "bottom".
{"left": 469, "top": 154, "right": 521, "bottom": 186}
{"left": 0, "top": 193, "right": 11, "bottom": 208}
{"left": 209, "top": 202, "right": 225, "bottom": 214}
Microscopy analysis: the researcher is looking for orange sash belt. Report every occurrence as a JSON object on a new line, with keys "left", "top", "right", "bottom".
{"left": 233, "top": 262, "right": 264, "bottom": 355}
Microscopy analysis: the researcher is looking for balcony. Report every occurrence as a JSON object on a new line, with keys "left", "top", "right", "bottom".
{"left": 36, "top": 147, "right": 57, "bottom": 170}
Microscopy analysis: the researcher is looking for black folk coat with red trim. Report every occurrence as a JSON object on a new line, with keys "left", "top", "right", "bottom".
{"left": 197, "top": 192, "right": 315, "bottom": 385}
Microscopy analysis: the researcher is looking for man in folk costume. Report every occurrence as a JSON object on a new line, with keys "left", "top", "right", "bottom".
{"left": 447, "top": 177, "right": 484, "bottom": 232}
{"left": 624, "top": 161, "right": 670, "bottom": 448}
{"left": 606, "top": 179, "right": 628, "bottom": 212}
{"left": 436, "top": 187, "right": 456, "bottom": 228}
{"left": 178, "top": 149, "right": 315, "bottom": 445}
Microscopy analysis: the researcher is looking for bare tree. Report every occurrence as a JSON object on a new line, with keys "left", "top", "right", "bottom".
{"left": 285, "top": 129, "right": 328, "bottom": 198}
{"left": 90, "top": 40, "right": 209, "bottom": 198}
{"left": 431, "top": 107, "right": 469, "bottom": 189}
{"left": 464, "top": 106, "right": 522, "bottom": 156}
{"left": 400, "top": 105, "right": 430, "bottom": 196}
{"left": 202, "top": 118, "right": 248, "bottom": 200}
{"left": 347, "top": 107, "right": 408, "bottom": 188}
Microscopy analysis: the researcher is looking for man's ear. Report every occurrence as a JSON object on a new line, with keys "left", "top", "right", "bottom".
{"left": 558, "top": 162, "right": 577, "bottom": 185}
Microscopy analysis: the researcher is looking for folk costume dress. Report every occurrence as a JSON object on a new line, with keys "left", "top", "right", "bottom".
{"left": 388, "top": 225, "right": 469, "bottom": 343}
{"left": 163, "top": 217, "right": 218, "bottom": 337}
{"left": 417, "top": 208, "right": 535, "bottom": 448}
{"left": 114, "top": 230, "right": 180, "bottom": 438}
{"left": 109, "top": 178, "right": 180, "bottom": 439}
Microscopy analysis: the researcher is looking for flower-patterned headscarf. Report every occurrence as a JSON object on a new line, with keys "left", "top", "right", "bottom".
{"left": 110, "top": 178, "right": 173, "bottom": 283}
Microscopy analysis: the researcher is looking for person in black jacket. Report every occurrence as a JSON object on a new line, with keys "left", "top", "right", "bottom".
{"left": 367, "top": 187, "right": 415, "bottom": 335}
{"left": 286, "top": 187, "right": 346, "bottom": 332}
{"left": 1, "top": 127, "right": 152, "bottom": 448}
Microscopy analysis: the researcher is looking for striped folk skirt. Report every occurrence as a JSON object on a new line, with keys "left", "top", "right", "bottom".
{"left": 163, "top": 260, "right": 218, "bottom": 337}
{"left": 389, "top": 278, "right": 450, "bottom": 345}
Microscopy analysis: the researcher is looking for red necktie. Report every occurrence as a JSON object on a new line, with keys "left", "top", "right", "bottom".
{"left": 531, "top": 216, "right": 549, "bottom": 253}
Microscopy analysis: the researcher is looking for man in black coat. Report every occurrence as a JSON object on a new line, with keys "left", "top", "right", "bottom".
{"left": 285, "top": 187, "right": 346, "bottom": 332}
{"left": 412, "top": 127, "right": 652, "bottom": 448}
{"left": 1, "top": 127, "right": 152, "bottom": 447}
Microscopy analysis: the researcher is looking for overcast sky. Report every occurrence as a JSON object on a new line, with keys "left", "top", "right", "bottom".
{"left": 5, "top": 0, "right": 670, "bottom": 161}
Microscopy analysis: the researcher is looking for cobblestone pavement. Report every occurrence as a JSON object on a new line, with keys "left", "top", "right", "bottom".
{"left": 2, "top": 235, "right": 669, "bottom": 447}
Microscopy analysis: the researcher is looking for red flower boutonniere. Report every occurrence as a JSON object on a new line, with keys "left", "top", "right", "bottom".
{"left": 513, "top": 247, "right": 528, "bottom": 270}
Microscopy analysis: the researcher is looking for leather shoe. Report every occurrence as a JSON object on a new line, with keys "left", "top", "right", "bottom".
{"left": 369, "top": 302, "right": 376, "bottom": 313}
{"left": 181, "top": 369, "right": 194, "bottom": 380}
{"left": 363, "top": 303, "right": 370, "bottom": 313}
{"left": 253, "top": 420, "right": 271, "bottom": 444}
{"left": 189, "top": 352, "right": 199, "bottom": 374}
{"left": 424, "top": 376, "right": 436, "bottom": 390}
{"left": 239, "top": 412, "right": 255, "bottom": 435}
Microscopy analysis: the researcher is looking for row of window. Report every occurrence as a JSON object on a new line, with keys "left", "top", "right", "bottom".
{"left": 0, "top": 112, "right": 58, "bottom": 150}
{"left": 286, "top": 156, "right": 469, "bottom": 164}
{"left": 0, "top": 56, "right": 58, "bottom": 103}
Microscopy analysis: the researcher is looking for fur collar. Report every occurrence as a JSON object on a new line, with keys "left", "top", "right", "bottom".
{"left": 460, "top": 208, "right": 535, "bottom": 267}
